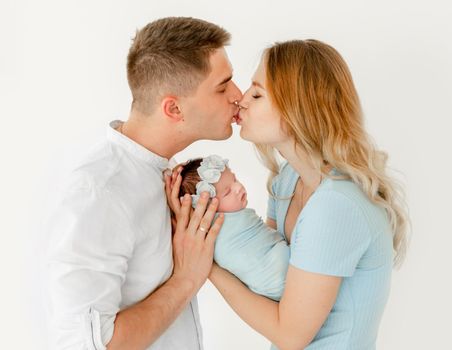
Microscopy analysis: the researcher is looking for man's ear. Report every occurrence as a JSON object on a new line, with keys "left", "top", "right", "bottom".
{"left": 161, "top": 96, "right": 184, "bottom": 122}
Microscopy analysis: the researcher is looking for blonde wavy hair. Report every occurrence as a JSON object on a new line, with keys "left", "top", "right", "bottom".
{"left": 255, "top": 40, "right": 409, "bottom": 267}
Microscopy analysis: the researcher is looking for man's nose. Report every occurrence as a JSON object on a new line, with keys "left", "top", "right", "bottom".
{"left": 229, "top": 82, "right": 243, "bottom": 103}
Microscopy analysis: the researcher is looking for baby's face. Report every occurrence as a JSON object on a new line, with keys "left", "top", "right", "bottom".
{"left": 214, "top": 167, "right": 248, "bottom": 212}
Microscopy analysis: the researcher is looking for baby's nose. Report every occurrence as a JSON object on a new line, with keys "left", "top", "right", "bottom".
{"left": 231, "top": 182, "right": 245, "bottom": 194}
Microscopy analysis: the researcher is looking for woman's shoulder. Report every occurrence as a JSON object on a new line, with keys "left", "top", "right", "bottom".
{"left": 318, "top": 174, "right": 373, "bottom": 209}
{"left": 308, "top": 175, "right": 390, "bottom": 234}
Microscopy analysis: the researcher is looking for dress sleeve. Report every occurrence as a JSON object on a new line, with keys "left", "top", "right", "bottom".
{"left": 46, "top": 185, "right": 135, "bottom": 349}
{"left": 289, "top": 190, "right": 372, "bottom": 277}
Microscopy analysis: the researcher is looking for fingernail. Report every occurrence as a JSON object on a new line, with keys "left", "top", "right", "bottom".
{"left": 211, "top": 198, "right": 218, "bottom": 204}
{"left": 201, "top": 192, "right": 209, "bottom": 199}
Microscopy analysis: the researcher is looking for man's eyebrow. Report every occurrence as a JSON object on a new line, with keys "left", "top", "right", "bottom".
{"left": 252, "top": 80, "right": 264, "bottom": 89}
{"left": 216, "top": 75, "right": 233, "bottom": 87}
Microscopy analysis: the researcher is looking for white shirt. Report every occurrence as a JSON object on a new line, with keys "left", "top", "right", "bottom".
{"left": 46, "top": 120, "right": 203, "bottom": 350}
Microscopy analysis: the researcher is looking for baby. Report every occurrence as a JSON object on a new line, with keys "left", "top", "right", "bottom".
{"left": 177, "top": 155, "right": 289, "bottom": 301}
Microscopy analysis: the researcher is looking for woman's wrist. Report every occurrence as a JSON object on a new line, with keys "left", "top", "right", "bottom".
{"left": 208, "top": 261, "right": 220, "bottom": 281}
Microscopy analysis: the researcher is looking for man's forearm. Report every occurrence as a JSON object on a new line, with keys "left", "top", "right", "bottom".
{"left": 107, "top": 275, "right": 197, "bottom": 350}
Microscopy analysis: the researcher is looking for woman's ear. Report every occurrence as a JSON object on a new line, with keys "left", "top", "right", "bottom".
{"left": 161, "top": 96, "right": 184, "bottom": 122}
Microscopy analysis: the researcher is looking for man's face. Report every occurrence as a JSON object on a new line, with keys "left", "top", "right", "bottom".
{"left": 180, "top": 48, "right": 242, "bottom": 140}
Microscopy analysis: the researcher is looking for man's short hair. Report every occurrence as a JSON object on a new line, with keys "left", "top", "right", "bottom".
{"left": 127, "top": 17, "right": 231, "bottom": 114}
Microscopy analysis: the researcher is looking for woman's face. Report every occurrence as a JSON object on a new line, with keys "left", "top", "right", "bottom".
{"left": 237, "top": 58, "right": 288, "bottom": 145}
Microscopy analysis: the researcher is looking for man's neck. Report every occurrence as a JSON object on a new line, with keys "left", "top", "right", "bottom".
{"left": 120, "top": 111, "right": 192, "bottom": 160}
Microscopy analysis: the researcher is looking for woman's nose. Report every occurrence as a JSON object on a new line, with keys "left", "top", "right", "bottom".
{"left": 237, "top": 94, "right": 248, "bottom": 109}
{"left": 235, "top": 101, "right": 247, "bottom": 110}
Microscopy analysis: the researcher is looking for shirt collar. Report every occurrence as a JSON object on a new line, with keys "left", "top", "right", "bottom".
{"left": 107, "top": 120, "right": 170, "bottom": 171}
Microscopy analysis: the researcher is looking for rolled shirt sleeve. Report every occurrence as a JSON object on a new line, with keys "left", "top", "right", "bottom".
{"left": 46, "top": 184, "right": 135, "bottom": 349}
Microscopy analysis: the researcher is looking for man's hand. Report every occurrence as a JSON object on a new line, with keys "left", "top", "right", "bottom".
{"left": 164, "top": 167, "right": 224, "bottom": 291}
{"left": 164, "top": 165, "right": 184, "bottom": 218}
{"left": 164, "top": 166, "right": 184, "bottom": 234}
{"left": 172, "top": 193, "right": 223, "bottom": 289}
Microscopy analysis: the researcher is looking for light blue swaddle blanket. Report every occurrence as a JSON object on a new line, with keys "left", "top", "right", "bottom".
{"left": 214, "top": 208, "right": 290, "bottom": 301}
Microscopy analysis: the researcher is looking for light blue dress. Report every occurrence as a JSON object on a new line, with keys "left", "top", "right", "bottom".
{"left": 214, "top": 208, "right": 290, "bottom": 301}
{"left": 268, "top": 162, "right": 394, "bottom": 350}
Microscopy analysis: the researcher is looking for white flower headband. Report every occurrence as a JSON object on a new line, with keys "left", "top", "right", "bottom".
{"left": 191, "top": 154, "right": 229, "bottom": 207}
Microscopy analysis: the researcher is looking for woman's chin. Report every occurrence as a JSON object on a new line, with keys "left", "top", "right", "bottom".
{"left": 239, "top": 128, "right": 250, "bottom": 141}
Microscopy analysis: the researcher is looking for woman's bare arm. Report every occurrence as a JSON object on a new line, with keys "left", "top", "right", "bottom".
{"left": 209, "top": 263, "right": 341, "bottom": 350}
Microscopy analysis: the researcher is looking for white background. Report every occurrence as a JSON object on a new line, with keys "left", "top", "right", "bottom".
{"left": 1, "top": 0, "right": 451, "bottom": 348}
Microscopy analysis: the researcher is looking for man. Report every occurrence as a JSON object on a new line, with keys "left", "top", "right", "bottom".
{"left": 46, "top": 17, "right": 242, "bottom": 350}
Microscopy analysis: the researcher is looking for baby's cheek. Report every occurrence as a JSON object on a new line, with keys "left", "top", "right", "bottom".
{"left": 216, "top": 199, "right": 227, "bottom": 212}
{"left": 217, "top": 198, "right": 234, "bottom": 212}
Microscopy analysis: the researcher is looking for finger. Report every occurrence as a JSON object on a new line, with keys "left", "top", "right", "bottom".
{"left": 205, "top": 213, "right": 224, "bottom": 246}
{"left": 187, "top": 192, "right": 210, "bottom": 233}
{"left": 170, "top": 174, "right": 183, "bottom": 213}
{"left": 170, "top": 170, "right": 177, "bottom": 190}
{"left": 171, "top": 216, "right": 177, "bottom": 236}
{"left": 174, "top": 164, "right": 184, "bottom": 173}
{"left": 171, "top": 166, "right": 183, "bottom": 188}
{"left": 165, "top": 173, "right": 182, "bottom": 217}
{"left": 196, "top": 197, "right": 220, "bottom": 239}
{"left": 175, "top": 194, "right": 191, "bottom": 234}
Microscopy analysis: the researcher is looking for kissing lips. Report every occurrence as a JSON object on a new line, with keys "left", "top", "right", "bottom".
{"left": 233, "top": 110, "right": 242, "bottom": 125}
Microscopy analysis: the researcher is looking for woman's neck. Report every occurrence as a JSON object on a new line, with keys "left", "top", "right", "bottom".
{"left": 276, "top": 140, "right": 324, "bottom": 192}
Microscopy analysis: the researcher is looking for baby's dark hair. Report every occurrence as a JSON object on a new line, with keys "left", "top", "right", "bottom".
{"left": 178, "top": 158, "right": 203, "bottom": 198}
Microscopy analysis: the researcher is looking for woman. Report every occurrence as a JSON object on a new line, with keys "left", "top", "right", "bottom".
{"left": 170, "top": 39, "right": 408, "bottom": 349}
{"left": 214, "top": 40, "right": 406, "bottom": 350}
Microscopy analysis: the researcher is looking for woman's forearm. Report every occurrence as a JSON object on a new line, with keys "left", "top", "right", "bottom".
{"left": 209, "top": 264, "right": 302, "bottom": 350}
